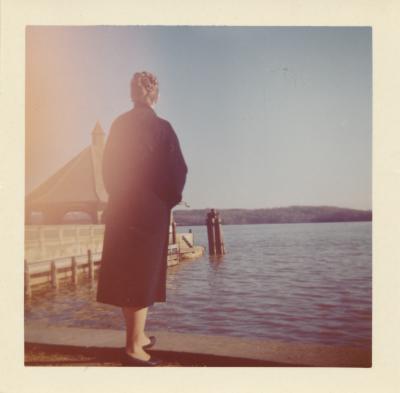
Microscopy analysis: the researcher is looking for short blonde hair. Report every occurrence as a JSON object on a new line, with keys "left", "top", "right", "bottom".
{"left": 130, "top": 71, "right": 159, "bottom": 106}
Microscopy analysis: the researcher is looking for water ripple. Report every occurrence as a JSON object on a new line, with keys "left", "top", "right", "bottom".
{"left": 25, "top": 222, "right": 371, "bottom": 349}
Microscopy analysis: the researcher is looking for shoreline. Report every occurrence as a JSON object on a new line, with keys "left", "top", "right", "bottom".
{"left": 176, "top": 220, "right": 372, "bottom": 227}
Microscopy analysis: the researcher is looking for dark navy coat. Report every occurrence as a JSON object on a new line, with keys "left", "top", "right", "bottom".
{"left": 96, "top": 103, "right": 187, "bottom": 308}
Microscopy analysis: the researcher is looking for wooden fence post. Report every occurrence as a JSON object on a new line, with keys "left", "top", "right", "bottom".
{"left": 24, "top": 259, "right": 31, "bottom": 297}
{"left": 51, "top": 260, "right": 58, "bottom": 288}
{"left": 88, "top": 249, "right": 94, "bottom": 279}
{"left": 172, "top": 219, "right": 177, "bottom": 245}
{"left": 71, "top": 256, "right": 78, "bottom": 285}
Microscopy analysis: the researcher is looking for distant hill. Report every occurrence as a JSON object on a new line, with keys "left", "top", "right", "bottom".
{"left": 173, "top": 206, "right": 372, "bottom": 226}
{"left": 28, "top": 205, "right": 372, "bottom": 226}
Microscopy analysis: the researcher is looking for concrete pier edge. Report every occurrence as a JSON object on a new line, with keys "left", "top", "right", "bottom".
{"left": 24, "top": 321, "right": 371, "bottom": 367}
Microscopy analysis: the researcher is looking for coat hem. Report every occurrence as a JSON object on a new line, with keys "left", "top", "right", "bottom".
{"left": 96, "top": 297, "right": 166, "bottom": 309}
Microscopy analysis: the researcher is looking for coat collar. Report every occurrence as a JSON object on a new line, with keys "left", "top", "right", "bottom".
{"left": 133, "top": 101, "right": 156, "bottom": 115}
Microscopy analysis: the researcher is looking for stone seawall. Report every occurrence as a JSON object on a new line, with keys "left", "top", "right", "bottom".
{"left": 25, "top": 321, "right": 372, "bottom": 367}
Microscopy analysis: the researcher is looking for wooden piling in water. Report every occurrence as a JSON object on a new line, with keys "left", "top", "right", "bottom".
{"left": 206, "top": 209, "right": 226, "bottom": 256}
{"left": 206, "top": 210, "right": 216, "bottom": 255}
{"left": 50, "top": 261, "right": 58, "bottom": 288}
{"left": 214, "top": 214, "right": 225, "bottom": 255}
{"left": 71, "top": 257, "right": 78, "bottom": 285}
{"left": 24, "top": 259, "right": 31, "bottom": 297}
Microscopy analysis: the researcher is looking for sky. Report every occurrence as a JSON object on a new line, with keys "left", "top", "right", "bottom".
{"left": 26, "top": 26, "right": 371, "bottom": 210}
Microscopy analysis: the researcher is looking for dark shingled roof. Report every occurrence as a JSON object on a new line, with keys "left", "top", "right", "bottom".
{"left": 26, "top": 122, "right": 108, "bottom": 209}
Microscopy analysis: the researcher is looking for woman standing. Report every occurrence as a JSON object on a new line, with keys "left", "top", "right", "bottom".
{"left": 96, "top": 71, "right": 187, "bottom": 366}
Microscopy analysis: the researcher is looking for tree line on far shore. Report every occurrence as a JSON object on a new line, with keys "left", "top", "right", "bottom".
{"left": 173, "top": 206, "right": 372, "bottom": 226}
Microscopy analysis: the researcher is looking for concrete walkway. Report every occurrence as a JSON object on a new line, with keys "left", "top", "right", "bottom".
{"left": 25, "top": 321, "right": 371, "bottom": 367}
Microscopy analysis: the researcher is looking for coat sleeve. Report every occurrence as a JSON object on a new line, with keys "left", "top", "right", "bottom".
{"left": 163, "top": 122, "right": 188, "bottom": 209}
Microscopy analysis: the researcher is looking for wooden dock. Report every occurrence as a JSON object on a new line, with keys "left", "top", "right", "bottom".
{"left": 24, "top": 243, "right": 204, "bottom": 296}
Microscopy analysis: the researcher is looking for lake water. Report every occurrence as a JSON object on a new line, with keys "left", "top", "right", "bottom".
{"left": 25, "top": 221, "right": 372, "bottom": 349}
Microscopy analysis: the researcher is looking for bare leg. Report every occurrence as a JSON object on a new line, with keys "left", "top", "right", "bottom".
{"left": 122, "top": 306, "right": 151, "bottom": 361}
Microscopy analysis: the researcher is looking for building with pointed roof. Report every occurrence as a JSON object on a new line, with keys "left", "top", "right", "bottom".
{"left": 25, "top": 122, "right": 109, "bottom": 224}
